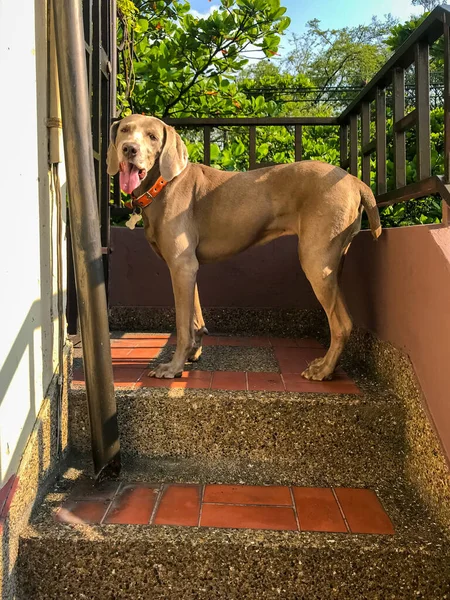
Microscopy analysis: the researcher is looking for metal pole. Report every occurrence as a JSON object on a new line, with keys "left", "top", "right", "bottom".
{"left": 52, "top": 0, "right": 121, "bottom": 479}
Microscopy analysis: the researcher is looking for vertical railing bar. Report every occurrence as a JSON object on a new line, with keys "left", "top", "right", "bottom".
{"left": 349, "top": 113, "right": 358, "bottom": 176}
{"left": 203, "top": 125, "right": 211, "bottom": 166}
{"left": 340, "top": 122, "right": 349, "bottom": 169}
{"left": 361, "top": 101, "right": 371, "bottom": 185}
{"left": 295, "top": 124, "right": 302, "bottom": 161}
{"left": 415, "top": 41, "right": 431, "bottom": 180}
{"left": 393, "top": 67, "right": 406, "bottom": 189}
{"left": 376, "top": 87, "right": 387, "bottom": 195}
{"left": 249, "top": 125, "right": 256, "bottom": 170}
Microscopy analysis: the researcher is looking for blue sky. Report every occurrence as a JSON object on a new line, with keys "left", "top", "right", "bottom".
{"left": 189, "top": 0, "right": 423, "bottom": 41}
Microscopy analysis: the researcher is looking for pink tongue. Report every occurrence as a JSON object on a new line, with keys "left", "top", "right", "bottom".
{"left": 120, "top": 163, "right": 141, "bottom": 193}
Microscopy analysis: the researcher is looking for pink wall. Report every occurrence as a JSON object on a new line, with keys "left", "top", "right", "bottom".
{"left": 342, "top": 225, "right": 450, "bottom": 460}
{"left": 110, "top": 225, "right": 450, "bottom": 458}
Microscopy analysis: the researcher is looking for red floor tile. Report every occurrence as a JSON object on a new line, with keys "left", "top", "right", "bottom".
{"left": 334, "top": 488, "right": 394, "bottom": 535}
{"left": 269, "top": 337, "right": 299, "bottom": 348}
{"left": 112, "top": 365, "right": 147, "bottom": 388}
{"left": 127, "top": 347, "right": 162, "bottom": 360}
{"left": 57, "top": 480, "right": 119, "bottom": 524}
{"left": 104, "top": 483, "right": 159, "bottom": 524}
{"left": 247, "top": 372, "right": 285, "bottom": 392}
{"left": 200, "top": 504, "right": 297, "bottom": 531}
{"left": 136, "top": 370, "right": 212, "bottom": 389}
{"left": 295, "top": 338, "right": 324, "bottom": 349}
{"left": 274, "top": 347, "right": 324, "bottom": 374}
{"left": 134, "top": 337, "right": 171, "bottom": 348}
{"left": 293, "top": 487, "right": 347, "bottom": 533}
{"left": 153, "top": 484, "right": 201, "bottom": 526}
{"left": 211, "top": 371, "right": 247, "bottom": 391}
{"left": 217, "top": 336, "right": 271, "bottom": 347}
{"left": 110, "top": 347, "right": 133, "bottom": 359}
{"left": 201, "top": 336, "right": 219, "bottom": 346}
{"left": 283, "top": 374, "right": 361, "bottom": 395}
{"left": 56, "top": 500, "right": 110, "bottom": 524}
{"left": 203, "top": 484, "right": 292, "bottom": 506}
{"left": 110, "top": 339, "right": 137, "bottom": 348}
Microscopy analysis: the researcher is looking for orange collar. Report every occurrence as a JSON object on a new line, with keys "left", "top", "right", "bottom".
{"left": 125, "top": 176, "right": 168, "bottom": 210}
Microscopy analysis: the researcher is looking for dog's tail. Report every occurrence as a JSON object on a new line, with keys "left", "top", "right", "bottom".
{"left": 358, "top": 181, "right": 382, "bottom": 240}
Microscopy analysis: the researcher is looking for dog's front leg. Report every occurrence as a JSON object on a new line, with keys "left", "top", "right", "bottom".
{"left": 150, "top": 256, "right": 198, "bottom": 378}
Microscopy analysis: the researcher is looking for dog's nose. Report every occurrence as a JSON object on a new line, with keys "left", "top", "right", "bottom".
{"left": 122, "top": 143, "right": 139, "bottom": 158}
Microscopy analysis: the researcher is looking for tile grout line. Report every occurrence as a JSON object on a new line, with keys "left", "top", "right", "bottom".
{"left": 198, "top": 484, "right": 205, "bottom": 527}
{"left": 100, "top": 482, "right": 123, "bottom": 525}
{"left": 331, "top": 487, "right": 350, "bottom": 533}
{"left": 149, "top": 483, "right": 165, "bottom": 525}
{"left": 289, "top": 487, "right": 301, "bottom": 532}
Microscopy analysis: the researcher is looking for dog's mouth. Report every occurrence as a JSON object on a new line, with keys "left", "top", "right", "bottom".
{"left": 119, "top": 161, "right": 147, "bottom": 194}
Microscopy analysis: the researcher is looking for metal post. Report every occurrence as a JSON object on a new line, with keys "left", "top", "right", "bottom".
{"left": 52, "top": 0, "right": 121, "bottom": 479}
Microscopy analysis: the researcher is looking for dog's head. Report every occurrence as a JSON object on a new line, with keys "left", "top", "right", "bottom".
{"left": 106, "top": 114, "right": 188, "bottom": 194}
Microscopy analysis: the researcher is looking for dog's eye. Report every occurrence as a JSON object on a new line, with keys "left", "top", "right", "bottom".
{"left": 148, "top": 133, "right": 157, "bottom": 141}
{"left": 120, "top": 126, "right": 129, "bottom": 133}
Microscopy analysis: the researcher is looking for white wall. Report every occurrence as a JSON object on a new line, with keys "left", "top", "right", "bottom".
{"left": 0, "top": 0, "right": 66, "bottom": 487}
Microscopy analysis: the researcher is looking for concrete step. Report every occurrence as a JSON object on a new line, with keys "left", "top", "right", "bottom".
{"left": 69, "top": 386, "right": 405, "bottom": 488}
{"left": 17, "top": 465, "right": 450, "bottom": 599}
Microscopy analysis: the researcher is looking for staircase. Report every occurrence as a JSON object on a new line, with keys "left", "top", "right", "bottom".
{"left": 16, "top": 332, "right": 450, "bottom": 599}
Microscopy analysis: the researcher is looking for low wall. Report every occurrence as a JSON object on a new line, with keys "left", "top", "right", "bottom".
{"left": 110, "top": 225, "right": 450, "bottom": 460}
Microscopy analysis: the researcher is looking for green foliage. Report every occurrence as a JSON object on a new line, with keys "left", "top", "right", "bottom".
{"left": 282, "top": 16, "right": 396, "bottom": 97}
{"left": 117, "top": 0, "right": 290, "bottom": 117}
{"left": 114, "top": 1, "right": 444, "bottom": 229}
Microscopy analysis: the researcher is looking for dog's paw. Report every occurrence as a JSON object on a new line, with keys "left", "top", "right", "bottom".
{"left": 302, "top": 357, "right": 333, "bottom": 381}
{"left": 149, "top": 362, "right": 183, "bottom": 379}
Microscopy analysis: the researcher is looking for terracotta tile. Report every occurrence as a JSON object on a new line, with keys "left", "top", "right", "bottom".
{"left": 201, "top": 336, "right": 219, "bottom": 346}
{"left": 283, "top": 374, "right": 361, "bottom": 395}
{"left": 118, "top": 332, "right": 171, "bottom": 339}
{"left": 56, "top": 500, "right": 110, "bottom": 524}
{"left": 295, "top": 338, "right": 324, "bottom": 349}
{"left": 275, "top": 347, "right": 324, "bottom": 374}
{"left": 334, "top": 488, "right": 394, "bottom": 535}
{"left": 72, "top": 367, "right": 85, "bottom": 385}
{"left": 247, "top": 372, "right": 285, "bottom": 392}
{"left": 181, "top": 370, "right": 212, "bottom": 389}
{"left": 269, "top": 337, "right": 299, "bottom": 348}
{"left": 153, "top": 484, "right": 201, "bottom": 526}
{"left": 135, "top": 374, "right": 172, "bottom": 388}
{"left": 211, "top": 371, "right": 247, "bottom": 391}
{"left": 110, "top": 339, "right": 138, "bottom": 348}
{"left": 110, "top": 347, "right": 133, "bottom": 359}
{"left": 200, "top": 504, "right": 297, "bottom": 531}
{"left": 113, "top": 365, "right": 146, "bottom": 388}
{"left": 127, "top": 347, "right": 162, "bottom": 360}
{"left": 134, "top": 336, "right": 171, "bottom": 348}
{"left": 203, "top": 484, "right": 292, "bottom": 506}
{"left": 104, "top": 483, "right": 159, "bottom": 524}
{"left": 293, "top": 487, "right": 347, "bottom": 532}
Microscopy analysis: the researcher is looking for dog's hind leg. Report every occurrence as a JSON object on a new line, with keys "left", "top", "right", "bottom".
{"left": 297, "top": 228, "right": 355, "bottom": 381}
{"left": 187, "top": 284, "right": 208, "bottom": 362}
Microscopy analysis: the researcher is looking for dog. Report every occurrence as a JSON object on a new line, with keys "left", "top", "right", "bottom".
{"left": 107, "top": 114, "right": 381, "bottom": 380}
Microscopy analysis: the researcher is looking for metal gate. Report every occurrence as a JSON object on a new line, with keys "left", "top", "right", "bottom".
{"left": 67, "top": 0, "right": 117, "bottom": 334}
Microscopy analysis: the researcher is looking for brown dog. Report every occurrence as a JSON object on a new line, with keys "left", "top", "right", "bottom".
{"left": 107, "top": 114, "right": 381, "bottom": 380}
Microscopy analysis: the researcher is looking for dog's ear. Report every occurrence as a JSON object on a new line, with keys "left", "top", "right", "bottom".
{"left": 159, "top": 125, "right": 188, "bottom": 181}
{"left": 106, "top": 120, "right": 121, "bottom": 175}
